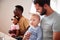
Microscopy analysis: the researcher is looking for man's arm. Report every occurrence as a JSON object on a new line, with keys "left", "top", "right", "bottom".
{"left": 53, "top": 16, "right": 60, "bottom": 40}
{"left": 53, "top": 32, "right": 60, "bottom": 40}
{"left": 16, "top": 30, "right": 19, "bottom": 36}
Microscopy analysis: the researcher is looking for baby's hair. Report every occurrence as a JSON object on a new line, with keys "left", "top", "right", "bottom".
{"left": 31, "top": 14, "right": 40, "bottom": 20}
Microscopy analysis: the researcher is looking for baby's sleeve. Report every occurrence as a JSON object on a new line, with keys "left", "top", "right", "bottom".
{"left": 37, "top": 26, "right": 43, "bottom": 40}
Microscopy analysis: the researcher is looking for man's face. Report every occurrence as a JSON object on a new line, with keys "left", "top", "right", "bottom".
{"left": 14, "top": 8, "right": 22, "bottom": 17}
{"left": 35, "top": 4, "right": 46, "bottom": 15}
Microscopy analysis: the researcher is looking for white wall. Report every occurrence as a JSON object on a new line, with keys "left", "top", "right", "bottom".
{"left": 0, "top": 0, "right": 32, "bottom": 34}
{"left": 56, "top": 0, "right": 60, "bottom": 13}
{"left": 51, "top": 0, "right": 60, "bottom": 13}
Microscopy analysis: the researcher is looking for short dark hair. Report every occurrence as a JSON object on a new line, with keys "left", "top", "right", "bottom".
{"left": 15, "top": 5, "right": 24, "bottom": 13}
{"left": 33, "top": 0, "right": 50, "bottom": 7}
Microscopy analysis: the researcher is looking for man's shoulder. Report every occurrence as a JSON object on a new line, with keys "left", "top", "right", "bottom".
{"left": 19, "top": 16, "right": 28, "bottom": 22}
{"left": 53, "top": 12, "right": 60, "bottom": 20}
{"left": 21, "top": 16, "right": 28, "bottom": 21}
{"left": 54, "top": 11, "right": 60, "bottom": 16}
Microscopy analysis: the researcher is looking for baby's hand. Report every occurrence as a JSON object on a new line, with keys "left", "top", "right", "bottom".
{"left": 23, "top": 32, "right": 31, "bottom": 40}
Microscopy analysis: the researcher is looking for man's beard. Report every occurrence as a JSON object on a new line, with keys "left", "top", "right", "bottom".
{"left": 40, "top": 8, "right": 46, "bottom": 15}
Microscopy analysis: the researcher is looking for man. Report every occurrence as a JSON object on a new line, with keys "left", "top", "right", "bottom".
{"left": 33, "top": 0, "right": 60, "bottom": 40}
{"left": 14, "top": 5, "right": 29, "bottom": 40}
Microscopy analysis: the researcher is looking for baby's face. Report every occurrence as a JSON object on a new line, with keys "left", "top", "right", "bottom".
{"left": 13, "top": 18, "right": 18, "bottom": 24}
{"left": 30, "top": 16, "right": 40, "bottom": 27}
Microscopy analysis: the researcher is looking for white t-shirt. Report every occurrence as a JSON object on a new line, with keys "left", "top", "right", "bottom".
{"left": 41, "top": 11, "right": 60, "bottom": 40}
{"left": 10, "top": 24, "right": 19, "bottom": 30}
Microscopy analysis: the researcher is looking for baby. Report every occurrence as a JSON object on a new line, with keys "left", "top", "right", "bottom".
{"left": 9, "top": 17, "right": 20, "bottom": 38}
{"left": 23, "top": 14, "right": 43, "bottom": 40}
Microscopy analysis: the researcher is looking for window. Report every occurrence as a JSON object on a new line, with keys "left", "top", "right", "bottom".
{"left": 30, "top": 3, "right": 36, "bottom": 13}
{"left": 30, "top": 0, "right": 60, "bottom": 14}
